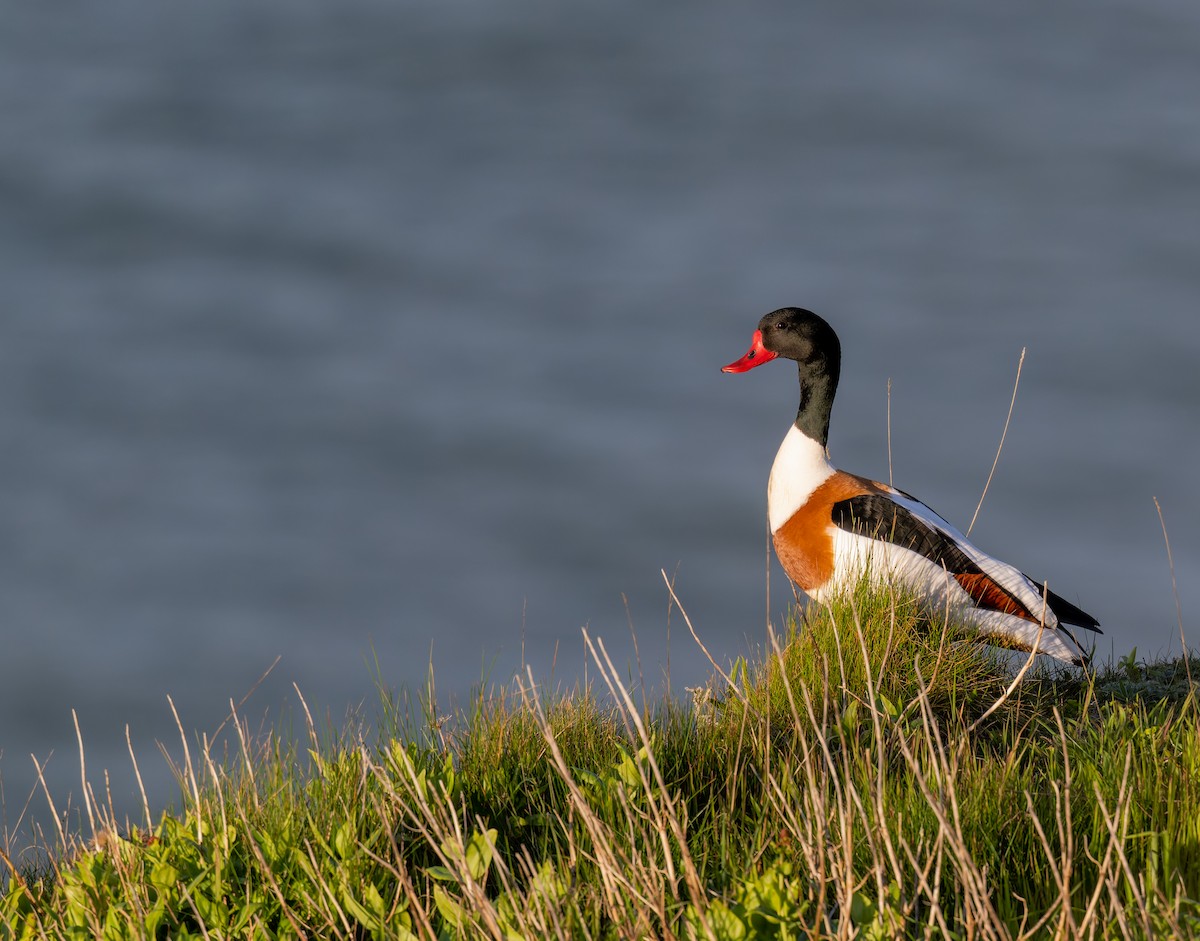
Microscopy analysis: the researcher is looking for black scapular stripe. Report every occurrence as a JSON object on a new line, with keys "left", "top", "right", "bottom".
{"left": 831, "top": 494, "right": 1034, "bottom": 618}
{"left": 832, "top": 494, "right": 975, "bottom": 571}
{"left": 831, "top": 493, "right": 1101, "bottom": 632}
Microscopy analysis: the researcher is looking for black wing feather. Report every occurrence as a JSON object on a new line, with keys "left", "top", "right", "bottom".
{"left": 831, "top": 493, "right": 976, "bottom": 575}
{"left": 1025, "top": 580, "right": 1102, "bottom": 632}
{"left": 831, "top": 494, "right": 1101, "bottom": 633}
{"left": 831, "top": 493, "right": 1036, "bottom": 619}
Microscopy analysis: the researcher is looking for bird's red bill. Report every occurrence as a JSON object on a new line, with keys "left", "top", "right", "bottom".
{"left": 721, "top": 330, "right": 777, "bottom": 373}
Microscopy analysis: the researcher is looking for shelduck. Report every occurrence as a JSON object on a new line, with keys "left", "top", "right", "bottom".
{"left": 722, "top": 307, "right": 1099, "bottom": 665}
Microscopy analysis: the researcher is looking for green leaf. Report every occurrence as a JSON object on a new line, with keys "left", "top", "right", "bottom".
{"left": 149, "top": 859, "right": 179, "bottom": 893}
{"left": 849, "top": 889, "right": 877, "bottom": 925}
{"left": 573, "top": 767, "right": 602, "bottom": 789}
{"left": 465, "top": 829, "right": 496, "bottom": 882}
{"left": 433, "top": 885, "right": 465, "bottom": 930}
{"left": 230, "top": 901, "right": 267, "bottom": 933}
{"left": 333, "top": 821, "right": 356, "bottom": 860}
{"left": 615, "top": 748, "right": 642, "bottom": 791}
{"left": 840, "top": 699, "right": 860, "bottom": 736}
{"left": 340, "top": 889, "right": 378, "bottom": 933}
{"left": 363, "top": 882, "right": 387, "bottom": 919}
{"left": 703, "top": 900, "right": 748, "bottom": 941}
{"left": 193, "top": 890, "right": 229, "bottom": 930}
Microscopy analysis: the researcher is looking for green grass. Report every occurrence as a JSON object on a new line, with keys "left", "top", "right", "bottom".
{"left": 2, "top": 582, "right": 1198, "bottom": 939}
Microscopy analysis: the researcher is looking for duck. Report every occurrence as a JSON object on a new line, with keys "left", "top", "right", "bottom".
{"left": 722, "top": 307, "right": 1099, "bottom": 665}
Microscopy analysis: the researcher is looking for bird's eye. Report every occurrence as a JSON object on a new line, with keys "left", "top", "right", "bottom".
{"left": 775, "top": 321, "right": 786, "bottom": 329}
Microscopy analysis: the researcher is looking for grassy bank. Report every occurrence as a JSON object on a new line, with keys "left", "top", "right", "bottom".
{"left": 2, "top": 584, "right": 1198, "bottom": 939}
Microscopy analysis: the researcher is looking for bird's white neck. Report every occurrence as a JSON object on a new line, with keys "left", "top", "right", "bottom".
{"left": 767, "top": 424, "right": 835, "bottom": 532}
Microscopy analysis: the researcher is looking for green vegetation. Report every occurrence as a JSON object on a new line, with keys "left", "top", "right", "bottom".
{"left": 2, "top": 581, "right": 1197, "bottom": 939}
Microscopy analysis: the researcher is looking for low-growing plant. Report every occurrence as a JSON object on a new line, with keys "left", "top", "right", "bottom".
{"left": 2, "top": 581, "right": 1197, "bottom": 939}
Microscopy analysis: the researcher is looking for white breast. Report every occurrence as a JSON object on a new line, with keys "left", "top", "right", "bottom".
{"left": 767, "top": 424, "right": 835, "bottom": 532}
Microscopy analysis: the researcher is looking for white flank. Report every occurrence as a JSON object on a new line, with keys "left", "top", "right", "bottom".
{"left": 767, "top": 425, "right": 835, "bottom": 532}
{"left": 884, "top": 489, "right": 1059, "bottom": 631}
{"left": 810, "top": 523, "right": 1085, "bottom": 665}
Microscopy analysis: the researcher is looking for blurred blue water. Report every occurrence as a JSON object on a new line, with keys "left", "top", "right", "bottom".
{"left": 1, "top": 0, "right": 1198, "bottom": 852}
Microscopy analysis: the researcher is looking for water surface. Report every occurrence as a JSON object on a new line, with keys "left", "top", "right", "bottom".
{"left": 1, "top": 0, "right": 1197, "bottom": 850}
